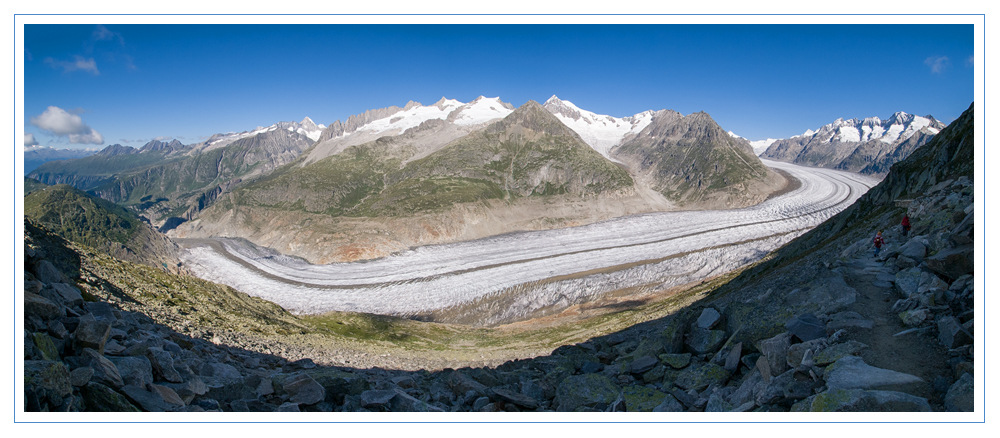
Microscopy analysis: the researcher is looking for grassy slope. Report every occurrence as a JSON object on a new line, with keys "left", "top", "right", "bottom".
{"left": 24, "top": 184, "right": 142, "bottom": 247}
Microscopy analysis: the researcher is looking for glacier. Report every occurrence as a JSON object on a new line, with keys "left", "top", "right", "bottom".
{"left": 179, "top": 160, "right": 878, "bottom": 324}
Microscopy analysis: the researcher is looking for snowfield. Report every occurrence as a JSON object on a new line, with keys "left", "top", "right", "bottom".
{"left": 179, "top": 160, "right": 879, "bottom": 324}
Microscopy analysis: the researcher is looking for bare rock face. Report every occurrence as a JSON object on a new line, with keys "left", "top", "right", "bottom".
{"left": 612, "top": 111, "right": 784, "bottom": 208}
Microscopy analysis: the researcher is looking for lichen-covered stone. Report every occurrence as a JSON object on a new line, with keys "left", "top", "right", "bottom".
{"left": 659, "top": 353, "right": 692, "bottom": 369}
{"left": 622, "top": 385, "right": 667, "bottom": 412}
{"left": 675, "top": 361, "right": 730, "bottom": 392}
{"left": 554, "top": 373, "right": 620, "bottom": 412}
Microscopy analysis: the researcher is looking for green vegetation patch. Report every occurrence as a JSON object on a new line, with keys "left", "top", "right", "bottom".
{"left": 24, "top": 184, "right": 141, "bottom": 247}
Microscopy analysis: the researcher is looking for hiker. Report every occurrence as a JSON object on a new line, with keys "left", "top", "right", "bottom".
{"left": 901, "top": 214, "right": 911, "bottom": 237}
{"left": 873, "top": 231, "right": 885, "bottom": 257}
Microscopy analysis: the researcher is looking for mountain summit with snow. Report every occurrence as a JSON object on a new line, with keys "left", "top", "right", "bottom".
{"left": 760, "top": 111, "right": 946, "bottom": 176}
{"left": 305, "top": 96, "right": 516, "bottom": 164}
{"left": 198, "top": 117, "right": 326, "bottom": 153}
{"left": 542, "top": 96, "right": 656, "bottom": 160}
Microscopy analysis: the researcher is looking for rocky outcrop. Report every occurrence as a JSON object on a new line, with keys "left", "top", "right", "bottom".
{"left": 611, "top": 111, "right": 785, "bottom": 208}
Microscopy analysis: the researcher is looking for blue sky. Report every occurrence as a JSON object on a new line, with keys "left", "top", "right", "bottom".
{"left": 22, "top": 23, "right": 975, "bottom": 150}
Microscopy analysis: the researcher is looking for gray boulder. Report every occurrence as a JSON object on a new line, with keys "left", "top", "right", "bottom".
{"left": 937, "top": 316, "right": 973, "bottom": 349}
{"left": 360, "top": 389, "right": 397, "bottom": 410}
{"left": 898, "top": 240, "right": 927, "bottom": 261}
{"left": 80, "top": 382, "right": 140, "bottom": 411}
{"left": 108, "top": 356, "right": 154, "bottom": 387}
{"left": 24, "top": 293, "right": 62, "bottom": 321}
{"left": 685, "top": 328, "right": 727, "bottom": 355}
{"left": 792, "top": 388, "right": 931, "bottom": 412}
{"left": 74, "top": 316, "right": 112, "bottom": 354}
{"left": 756, "top": 332, "right": 791, "bottom": 377}
{"left": 491, "top": 387, "right": 540, "bottom": 410}
{"left": 695, "top": 308, "right": 721, "bottom": 329}
{"left": 895, "top": 268, "right": 923, "bottom": 297}
{"left": 121, "top": 383, "right": 175, "bottom": 412}
{"left": 282, "top": 372, "right": 325, "bottom": 405}
{"left": 786, "top": 313, "right": 826, "bottom": 342}
{"left": 630, "top": 355, "right": 659, "bottom": 374}
{"left": 924, "top": 245, "right": 974, "bottom": 280}
{"left": 49, "top": 283, "right": 84, "bottom": 307}
{"left": 944, "top": 373, "right": 974, "bottom": 412}
{"left": 81, "top": 348, "right": 124, "bottom": 389}
{"left": 146, "top": 347, "right": 183, "bottom": 383}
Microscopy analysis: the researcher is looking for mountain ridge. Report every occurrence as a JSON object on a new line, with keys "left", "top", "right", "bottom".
{"left": 760, "top": 111, "right": 946, "bottom": 175}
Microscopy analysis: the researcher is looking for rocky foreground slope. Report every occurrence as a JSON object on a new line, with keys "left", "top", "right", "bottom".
{"left": 23, "top": 103, "right": 976, "bottom": 413}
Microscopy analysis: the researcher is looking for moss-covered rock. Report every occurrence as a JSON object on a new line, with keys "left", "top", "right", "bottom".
{"left": 32, "top": 332, "right": 61, "bottom": 361}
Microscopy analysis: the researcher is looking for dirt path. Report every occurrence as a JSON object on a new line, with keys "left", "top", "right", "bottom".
{"left": 838, "top": 255, "right": 951, "bottom": 407}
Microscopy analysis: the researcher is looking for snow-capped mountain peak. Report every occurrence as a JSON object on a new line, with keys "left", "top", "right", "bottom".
{"left": 786, "top": 112, "right": 945, "bottom": 145}
{"left": 542, "top": 96, "right": 656, "bottom": 160}
{"left": 449, "top": 96, "right": 516, "bottom": 125}
{"left": 203, "top": 117, "right": 325, "bottom": 151}
{"left": 344, "top": 97, "right": 514, "bottom": 137}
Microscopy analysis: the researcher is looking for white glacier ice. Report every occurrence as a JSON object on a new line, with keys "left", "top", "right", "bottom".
{"left": 179, "top": 160, "right": 879, "bottom": 324}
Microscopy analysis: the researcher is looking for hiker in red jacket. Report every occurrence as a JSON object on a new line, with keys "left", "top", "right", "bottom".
{"left": 873, "top": 231, "right": 885, "bottom": 257}
{"left": 901, "top": 214, "right": 911, "bottom": 237}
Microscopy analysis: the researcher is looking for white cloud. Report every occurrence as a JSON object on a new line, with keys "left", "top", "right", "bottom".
{"left": 24, "top": 133, "right": 39, "bottom": 147}
{"left": 91, "top": 24, "right": 124, "bottom": 46}
{"left": 966, "top": 55, "right": 974, "bottom": 68}
{"left": 44, "top": 55, "right": 100, "bottom": 75}
{"left": 30, "top": 106, "right": 105, "bottom": 145}
{"left": 69, "top": 130, "right": 105, "bottom": 145}
{"left": 924, "top": 56, "right": 950, "bottom": 74}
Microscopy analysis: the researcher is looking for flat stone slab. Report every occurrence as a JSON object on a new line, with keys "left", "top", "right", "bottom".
{"left": 824, "top": 356, "right": 923, "bottom": 390}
